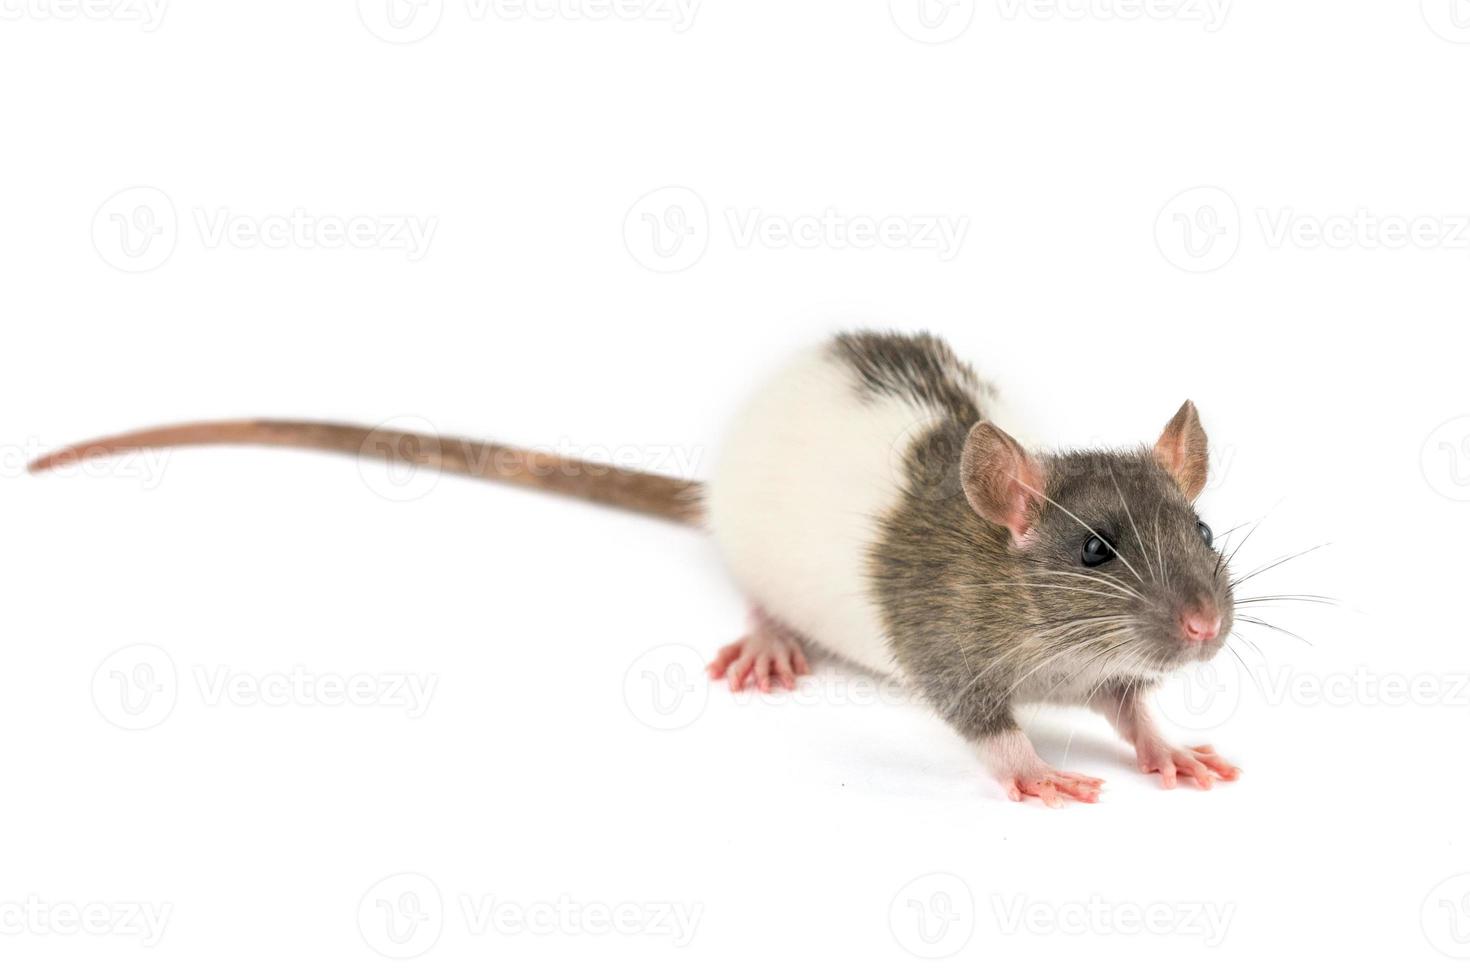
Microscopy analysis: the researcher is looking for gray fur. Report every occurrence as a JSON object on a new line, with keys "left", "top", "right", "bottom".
{"left": 832, "top": 329, "right": 994, "bottom": 420}
{"left": 841, "top": 332, "right": 1235, "bottom": 744}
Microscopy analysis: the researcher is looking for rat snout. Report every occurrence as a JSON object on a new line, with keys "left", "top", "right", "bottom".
{"left": 1178, "top": 605, "right": 1222, "bottom": 643}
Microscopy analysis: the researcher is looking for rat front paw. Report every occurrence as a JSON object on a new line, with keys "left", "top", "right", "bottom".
{"left": 1001, "top": 770, "right": 1104, "bottom": 807}
{"left": 1136, "top": 741, "right": 1240, "bottom": 790}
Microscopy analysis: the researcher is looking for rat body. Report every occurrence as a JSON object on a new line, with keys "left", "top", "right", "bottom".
{"left": 31, "top": 331, "right": 1239, "bottom": 805}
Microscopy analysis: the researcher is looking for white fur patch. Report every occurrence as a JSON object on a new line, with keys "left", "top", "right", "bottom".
{"left": 707, "top": 344, "right": 999, "bottom": 680}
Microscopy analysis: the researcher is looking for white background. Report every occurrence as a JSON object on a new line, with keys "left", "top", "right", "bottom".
{"left": 3, "top": 0, "right": 1470, "bottom": 975}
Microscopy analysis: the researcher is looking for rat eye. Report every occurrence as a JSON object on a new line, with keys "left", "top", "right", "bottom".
{"left": 1080, "top": 535, "right": 1115, "bottom": 567}
{"left": 1196, "top": 521, "right": 1213, "bottom": 547}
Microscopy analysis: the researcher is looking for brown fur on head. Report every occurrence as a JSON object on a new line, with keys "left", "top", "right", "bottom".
{"left": 873, "top": 405, "right": 1234, "bottom": 743}
{"left": 957, "top": 405, "right": 1232, "bottom": 667}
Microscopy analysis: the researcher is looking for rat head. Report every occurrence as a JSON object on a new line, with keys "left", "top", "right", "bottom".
{"left": 961, "top": 402, "right": 1233, "bottom": 672}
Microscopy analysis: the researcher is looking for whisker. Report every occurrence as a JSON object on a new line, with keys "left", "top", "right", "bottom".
{"left": 1223, "top": 516, "right": 1264, "bottom": 570}
{"left": 1019, "top": 583, "right": 1135, "bottom": 603}
{"left": 1229, "top": 543, "right": 1331, "bottom": 589}
{"left": 1107, "top": 461, "right": 1156, "bottom": 584}
{"left": 1235, "top": 615, "right": 1313, "bottom": 646}
{"left": 1153, "top": 501, "right": 1168, "bottom": 590}
{"left": 1022, "top": 569, "right": 1145, "bottom": 601}
{"left": 1233, "top": 593, "right": 1336, "bottom": 606}
{"left": 1015, "top": 478, "right": 1150, "bottom": 587}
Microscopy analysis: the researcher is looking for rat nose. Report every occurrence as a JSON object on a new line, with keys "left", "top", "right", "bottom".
{"left": 1179, "top": 607, "right": 1222, "bottom": 643}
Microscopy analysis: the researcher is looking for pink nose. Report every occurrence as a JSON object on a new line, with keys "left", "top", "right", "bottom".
{"left": 1180, "top": 610, "right": 1222, "bottom": 643}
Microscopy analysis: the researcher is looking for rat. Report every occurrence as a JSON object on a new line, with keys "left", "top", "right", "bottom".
{"left": 29, "top": 330, "right": 1240, "bottom": 806}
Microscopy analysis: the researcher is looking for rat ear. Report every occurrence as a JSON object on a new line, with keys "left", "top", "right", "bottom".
{"left": 961, "top": 421, "right": 1046, "bottom": 544}
{"left": 1154, "top": 400, "right": 1209, "bottom": 500}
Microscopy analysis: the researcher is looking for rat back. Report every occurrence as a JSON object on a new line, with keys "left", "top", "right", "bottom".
{"left": 706, "top": 334, "right": 1009, "bottom": 679}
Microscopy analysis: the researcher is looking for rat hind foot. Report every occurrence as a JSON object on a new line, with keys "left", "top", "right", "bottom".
{"left": 1003, "top": 770, "right": 1105, "bottom": 807}
{"left": 708, "top": 609, "right": 812, "bottom": 693}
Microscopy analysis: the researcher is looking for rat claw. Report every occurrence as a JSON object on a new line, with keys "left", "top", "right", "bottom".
{"left": 773, "top": 651, "right": 796, "bottom": 689}
{"left": 728, "top": 657, "right": 754, "bottom": 692}
{"left": 791, "top": 645, "right": 812, "bottom": 676}
{"left": 707, "top": 642, "right": 743, "bottom": 679}
{"left": 754, "top": 656, "right": 772, "bottom": 692}
{"left": 1189, "top": 746, "right": 1241, "bottom": 780}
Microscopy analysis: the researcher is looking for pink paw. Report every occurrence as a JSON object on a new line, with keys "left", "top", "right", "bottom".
{"left": 707, "top": 628, "right": 811, "bottom": 693}
{"left": 1136, "top": 742, "right": 1241, "bottom": 790}
{"left": 1002, "top": 770, "right": 1104, "bottom": 808}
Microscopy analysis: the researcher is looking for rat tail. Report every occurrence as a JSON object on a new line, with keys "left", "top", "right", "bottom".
{"left": 28, "top": 420, "right": 705, "bottom": 526}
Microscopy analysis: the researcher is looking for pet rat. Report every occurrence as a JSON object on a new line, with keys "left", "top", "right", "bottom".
{"left": 29, "top": 331, "right": 1240, "bottom": 806}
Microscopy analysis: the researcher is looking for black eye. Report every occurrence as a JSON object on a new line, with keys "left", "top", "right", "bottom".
{"left": 1080, "top": 535, "right": 1115, "bottom": 567}
{"left": 1196, "top": 521, "right": 1213, "bottom": 547}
